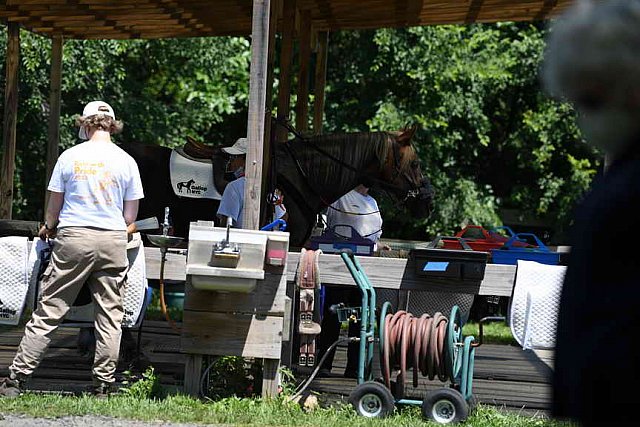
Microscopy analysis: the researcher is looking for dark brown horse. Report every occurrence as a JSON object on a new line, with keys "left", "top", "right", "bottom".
{"left": 120, "top": 126, "right": 434, "bottom": 246}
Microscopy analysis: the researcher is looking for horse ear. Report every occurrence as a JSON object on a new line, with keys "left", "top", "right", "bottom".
{"left": 397, "top": 124, "right": 419, "bottom": 146}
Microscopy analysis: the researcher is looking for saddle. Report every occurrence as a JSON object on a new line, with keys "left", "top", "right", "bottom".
{"left": 297, "top": 248, "right": 323, "bottom": 367}
{"left": 183, "top": 135, "right": 218, "bottom": 159}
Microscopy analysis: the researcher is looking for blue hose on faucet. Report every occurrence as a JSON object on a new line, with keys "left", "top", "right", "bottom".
{"left": 261, "top": 219, "right": 287, "bottom": 231}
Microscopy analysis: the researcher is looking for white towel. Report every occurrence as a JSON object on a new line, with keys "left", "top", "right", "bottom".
{"left": 0, "top": 236, "right": 29, "bottom": 326}
{"left": 510, "top": 260, "right": 566, "bottom": 350}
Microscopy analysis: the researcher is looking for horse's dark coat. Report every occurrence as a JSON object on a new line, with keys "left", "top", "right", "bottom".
{"left": 121, "top": 130, "right": 432, "bottom": 246}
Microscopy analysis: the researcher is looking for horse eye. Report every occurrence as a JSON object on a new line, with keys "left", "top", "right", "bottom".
{"left": 411, "top": 160, "right": 420, "bottom": 169}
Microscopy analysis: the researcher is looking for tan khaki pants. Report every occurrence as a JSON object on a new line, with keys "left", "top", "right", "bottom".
{"left": 10, "top": 227, "right": 128, "bottom": 384}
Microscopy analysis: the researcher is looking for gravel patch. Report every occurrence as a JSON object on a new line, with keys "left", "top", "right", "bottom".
{"left": 0, "top": 414, "right": 226, "bottom": 427}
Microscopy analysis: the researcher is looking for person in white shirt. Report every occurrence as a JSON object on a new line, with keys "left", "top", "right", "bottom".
{"left": 217, "top": 138, "right": 248, "bottom": 227}
{"left": 216, "top": 137, "right": 287, "bottom": 228}
{"left": 317, "top": 184, "right": 388, "bottom": 378}
{"left": 326, "top": 184, "right": 383, "bottom": 248}
{"left": 0, "top": 101, "right": 144, "bottom": 399}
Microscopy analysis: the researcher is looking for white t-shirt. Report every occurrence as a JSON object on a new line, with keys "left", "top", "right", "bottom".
{"left": 48, "top": 140, "right": 144, "bottom": 231}
{"left": 326, "top": 189, "right": 383, "bottom": 244}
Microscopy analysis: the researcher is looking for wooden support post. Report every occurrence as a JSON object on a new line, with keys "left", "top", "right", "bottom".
{"left": 243, "top": 0, "right": 272, "bottom": 230}
{"left": 262, "top": 358, "right": 280, "bottom": 398}
{"left": 45, "top": 36, "right": 64, "bottom": 211}
{"left": 183, "top": 353, "right": 203, "bottom": 397}
{"left": 261, "top": 0, "right": 282, "bottom": 226}
{"left": 295, "top": 10, "right": 311, "bottom": 132}
{"left": 313, "top": 31, "right": 328, "bottom": 134}
{"left": 276, "top": 0, "right": 296, "bottom": 143}
{"left": 0, "top": 23, "right": 20, "bottom": 220}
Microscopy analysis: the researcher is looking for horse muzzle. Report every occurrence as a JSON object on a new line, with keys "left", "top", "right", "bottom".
{"left": 405, "top": 179, "right": 434, "bottom": 218}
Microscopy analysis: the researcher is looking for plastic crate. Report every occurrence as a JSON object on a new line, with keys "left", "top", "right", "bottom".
{"left": 412, "top": 236, "right": 490, "bottom": 281}
{"left": 442, "top": 225, "right": 531, "bottom": 251}
{"left": 309, "top": 225, "right": 375, "bottom": 256}
{"left": 491, "top": 233, "right": 560, "bottom": 265}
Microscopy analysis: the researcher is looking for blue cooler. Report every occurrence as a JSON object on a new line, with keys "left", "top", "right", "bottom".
{"left": 309, "top": 225, "right": 375, "bottom": 256}
{"left": 491, "top": 233, "right": 560, "bottom": 265}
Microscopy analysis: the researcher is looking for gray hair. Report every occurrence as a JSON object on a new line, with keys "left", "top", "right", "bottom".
{"left": 542, "top": 0, "right": 640, "bottom": 101}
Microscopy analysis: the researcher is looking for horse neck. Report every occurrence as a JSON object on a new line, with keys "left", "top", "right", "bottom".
{"left": 280, "top": 132, "right": 390, "bottom": 205}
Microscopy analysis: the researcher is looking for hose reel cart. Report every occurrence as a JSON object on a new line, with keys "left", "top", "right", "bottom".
{"left": 342, "top": 243, "right": 491, "bottom": 424}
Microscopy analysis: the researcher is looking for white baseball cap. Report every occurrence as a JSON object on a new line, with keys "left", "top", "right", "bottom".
{"left": 78, "top": 101, "right": 116, "bottom": 140}
{"left": 222, "top": 137, "right": 248, "bottom": 156}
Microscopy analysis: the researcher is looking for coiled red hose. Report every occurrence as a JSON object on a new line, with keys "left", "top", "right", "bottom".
{"left": 382, "top": 310, "right": 449, "bottom": 396}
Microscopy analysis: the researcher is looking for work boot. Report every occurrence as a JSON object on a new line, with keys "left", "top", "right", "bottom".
{"left": 0, "top": 375, "right": 24, "bottom": 398}
{"left": 91, "top": 382, "right": 113, "bottom": 399}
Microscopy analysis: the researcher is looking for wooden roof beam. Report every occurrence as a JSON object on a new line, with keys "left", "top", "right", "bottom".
{"left": 177, "top": 0, "right": 252, "bottom": 36}
{"left": 313, "top": 0, "right": 336, "bottom": 28}
{"left": 143, "top": 0, "right": 215, "bottom": 34}
{"left": 465, "top": 0, "right": 484, "bottom": 23}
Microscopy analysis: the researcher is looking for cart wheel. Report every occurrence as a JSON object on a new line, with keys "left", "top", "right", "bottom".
{"left": 349, "top": 381, "right": 395, "bottom": 418}
{"left": 421, "top": 388, "right": 469, "bottom": 424}
{"left": 373, "top": 378, "right": 398, "bottom": 397}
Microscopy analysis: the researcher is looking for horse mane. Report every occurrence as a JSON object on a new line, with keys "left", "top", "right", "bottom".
{"left": 288, "top": 131, "right": 394, "bottom": 192}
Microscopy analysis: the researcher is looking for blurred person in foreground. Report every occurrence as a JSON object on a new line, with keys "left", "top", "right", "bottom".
{"left": 543, "top": 1, "right": 640, "bottom": 425}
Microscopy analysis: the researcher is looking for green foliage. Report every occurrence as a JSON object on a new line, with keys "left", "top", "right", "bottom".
{"left": 0, "top": 28, "right": 250, "bottom": 221}
{"left": 278, "top": 366, "right": 297, "bottom": 396}
{"left": 119, "top": 366, "right": 163, "bottom": 400}
{"left": 0, "top": 23, "right": 599, "bottom": 242}
{"left": 201, "top": 356, "right": 261, "bottom": 399}
{"left": 325, "top": 24, "right": 599, "bottom": 240}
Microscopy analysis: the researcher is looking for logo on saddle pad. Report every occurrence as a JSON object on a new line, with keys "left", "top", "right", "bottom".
{"left": 176, "top": 178, "right": 208, "bottom": 196}
{"left": 0, "top": 297, "right": 17, "bottom": 319}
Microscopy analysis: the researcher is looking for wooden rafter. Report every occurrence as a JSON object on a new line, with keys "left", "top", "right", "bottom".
{"left": 0, "top": 0, "right": 585, "bottom": 40}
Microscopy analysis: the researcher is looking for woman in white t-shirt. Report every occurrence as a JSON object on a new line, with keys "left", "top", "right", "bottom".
{"left": 0, "top": 101, "right": 144, "bottom": 398}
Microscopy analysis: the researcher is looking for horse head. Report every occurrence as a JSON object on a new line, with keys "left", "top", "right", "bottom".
{"left": 373, "top": 125, "right": 434, "bottom": 220}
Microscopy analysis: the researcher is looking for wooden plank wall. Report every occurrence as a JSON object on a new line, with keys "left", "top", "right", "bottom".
{"left": 180, "top": 263, "right": 288, "bottom": 398}
{"left": 180, "top": 268, "right": 287, "bottom": 359}
{"left": 146, "top": 249, "right": 517, "bottom": 296}
{"left": 313, "top": 342, "right": 553, "bottom": 410}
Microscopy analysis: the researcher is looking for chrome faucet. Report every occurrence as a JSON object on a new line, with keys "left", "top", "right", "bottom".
{"left": 162, "top": 206, "right": 171, "bottom": 236}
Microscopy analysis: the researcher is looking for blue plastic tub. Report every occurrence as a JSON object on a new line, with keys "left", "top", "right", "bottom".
{"left": 490, "top": 233, "right": 560, "bottom": 265}
{"left": 309, "top": 225, "right": 375, "bottom": 256}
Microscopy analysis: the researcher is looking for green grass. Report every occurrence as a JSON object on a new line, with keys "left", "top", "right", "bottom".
{"left": 0, "top": 393, "right": 571, "bottom": 427}
{"left": 462, "top": 320, "right": 517, "bottom": 346}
